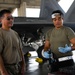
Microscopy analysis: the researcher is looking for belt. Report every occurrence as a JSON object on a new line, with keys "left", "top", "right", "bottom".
{"left": 58, "top": 56, "right": 73, "bottom": 62}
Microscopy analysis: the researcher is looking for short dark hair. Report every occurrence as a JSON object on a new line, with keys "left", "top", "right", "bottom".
{"left": 0, "top": 9, "right": 11, "bottom": 17}
{"left": 51, "top": 10, "right": 63, "bottom": 16}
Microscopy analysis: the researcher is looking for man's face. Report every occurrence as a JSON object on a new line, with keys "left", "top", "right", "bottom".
{"left": 1, "top": 13, "right": 14, "bottom": 29}
{"left": 52, "top": 15, "right": 63, "bottom": 28}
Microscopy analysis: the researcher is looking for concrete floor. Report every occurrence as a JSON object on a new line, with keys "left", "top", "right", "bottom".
{"left": 25, "top": 51, "right": 49, "bottom": 75}
{"left": 24, "top": 51, "right": 75, "bottom": 75}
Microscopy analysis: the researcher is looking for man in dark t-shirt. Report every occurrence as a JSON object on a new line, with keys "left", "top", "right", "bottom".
{"left": 44, "top": 10, "right": 75, "bottom": 74}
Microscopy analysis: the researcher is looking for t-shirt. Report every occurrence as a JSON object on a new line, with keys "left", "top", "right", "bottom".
{"left": 0, "top": 28, "right": 22, "bottom": 64}
{"left": 46, "top": 26, "right": 75, "bottom": 58}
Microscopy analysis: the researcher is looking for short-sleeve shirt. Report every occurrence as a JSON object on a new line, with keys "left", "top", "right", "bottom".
{"left": 0, "top": 28, "right": 22, "bottom": 64}
{"left": 46, "top": 26, "right": 75, "bottom": 58}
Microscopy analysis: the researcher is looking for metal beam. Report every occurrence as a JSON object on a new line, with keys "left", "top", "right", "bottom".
{"left": 0, "top": 3, "right": 20, "bottom": 8}
{"left": 24, "top": 0, "right": 41, "bottom": 6}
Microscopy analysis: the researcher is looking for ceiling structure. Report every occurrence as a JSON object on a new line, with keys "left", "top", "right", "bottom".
{"left": 0, "top": 0, "right": 20, "bottom": 11}
{"left": 0, "top": 0, "right": 39, "bottom": 11}
{"left": 0, "top": 0, "right": 60, "bottom": 11}
{"left": 1, "top": 0, "right": 75, "bottom": 22}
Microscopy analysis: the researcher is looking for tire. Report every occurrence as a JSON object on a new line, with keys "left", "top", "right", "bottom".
{"left": 37, "top": 45, "right": 48, "bottom": 62}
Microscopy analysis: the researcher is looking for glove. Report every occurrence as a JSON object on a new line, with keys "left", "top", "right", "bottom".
{"left": 43, "top": 51, "right": 50, "bottom": 58}
{"left": 58, "top": 44, "right": 71, "bottom": 53}
{"left": 42, "top": 49, "right": 51, "bottom": 58}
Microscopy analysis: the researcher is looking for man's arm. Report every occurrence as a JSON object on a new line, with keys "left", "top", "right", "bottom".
{"left": 58, "top": 38, "right": 75, "bottom": 53}
{"left": 66, "top": 27, "right": 75, "bottom": 50}
{"left": 70, "top": 38, "right": 75, "bottom": 50}
{"left": 0, "top": 55, "right": 9, "bottom": 75}
{"left": 19, "top": 49, "right": 26, "bottom": 75}
{"left": 44, "top": 40, "right": 50, "bottom": 51}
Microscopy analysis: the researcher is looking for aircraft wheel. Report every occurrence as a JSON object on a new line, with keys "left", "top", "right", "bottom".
{"left": 37, "top": 45, "right": 48, "bottom": 62}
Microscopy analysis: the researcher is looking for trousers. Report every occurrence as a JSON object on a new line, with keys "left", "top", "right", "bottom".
{"left": 4, "top": 62, "right": 22, "bottom": 75}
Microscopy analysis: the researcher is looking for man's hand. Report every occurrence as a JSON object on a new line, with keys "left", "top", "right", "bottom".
{"left": 20, "top": 61, "right": 26, "bottom": 75}
{"left": 21, "top": 64, "right": 25, "bottom": 75}
{"left": 1, "top": 69, "right": 9, "bottom": 75}
{"left": 58, "top": 44, "right": 71, "bottom": 53}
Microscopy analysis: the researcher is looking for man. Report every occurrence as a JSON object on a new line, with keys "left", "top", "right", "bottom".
{"left": 44, "top": 10, "right": 75, "bottom": 74}
{"left": 0, "top": 9, "right": 25, "bottom": 75}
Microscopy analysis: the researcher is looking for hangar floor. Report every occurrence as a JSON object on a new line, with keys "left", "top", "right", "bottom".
{"left": 24, "top": 51, "right": 75, "bottom": 75}
{"left": 25, "top": 51, "right": 49, "bottom": 75}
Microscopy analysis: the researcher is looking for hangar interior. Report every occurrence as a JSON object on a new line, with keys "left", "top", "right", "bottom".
{"left": 0, "top": 0, "right": 75, "bottom": 75}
